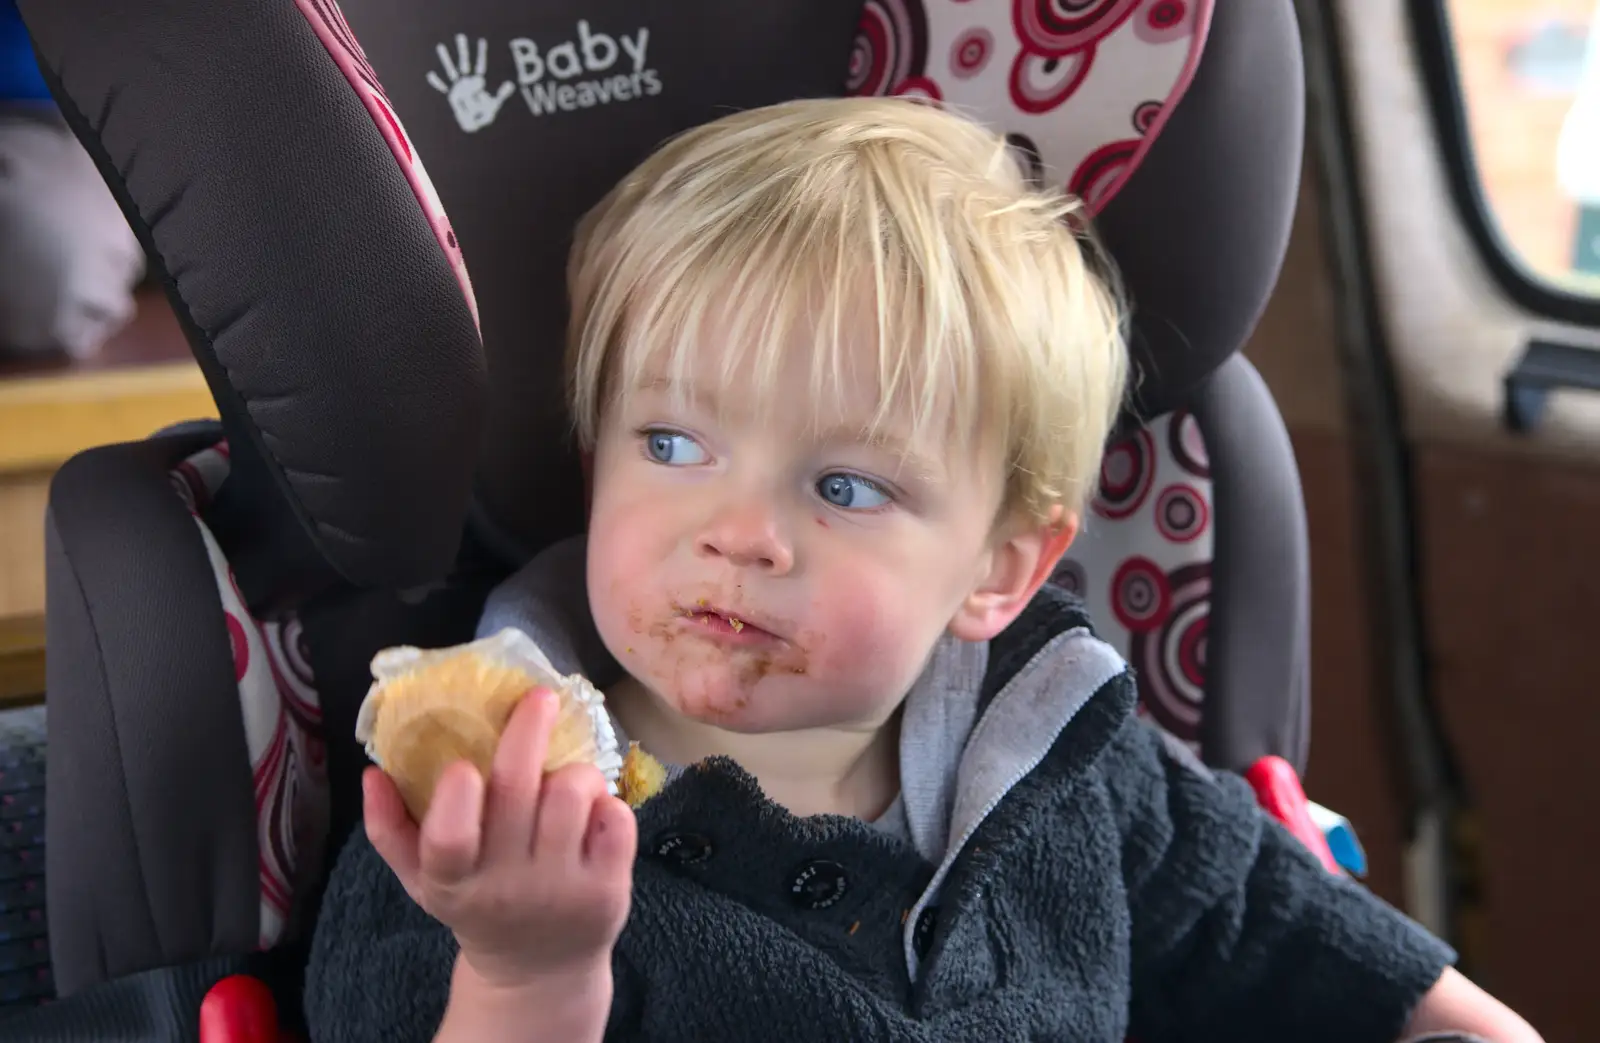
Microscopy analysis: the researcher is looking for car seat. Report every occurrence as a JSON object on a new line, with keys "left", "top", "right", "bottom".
{"left": 4, "top": 0, "right": 1319, "bottom": 1037}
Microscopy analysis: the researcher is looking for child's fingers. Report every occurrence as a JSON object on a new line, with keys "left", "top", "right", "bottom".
{"left": 364, "top": 768, "right": 422, "bottom": 888}
{"left": 583, "top": 794, "right": 638, "bottom": 876}
{"left": 534, "top": 764, "right": 607, "bottom": 863}
{"left": 418, "top": 760, "right": 486, "bottom": 887}
{"left": 481, "top": 689, "right": 557, "bottom": 864}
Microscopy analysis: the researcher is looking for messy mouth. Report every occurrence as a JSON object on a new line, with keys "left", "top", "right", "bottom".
{"left": 676, "top": 601, "right": 775, "bottom": 639}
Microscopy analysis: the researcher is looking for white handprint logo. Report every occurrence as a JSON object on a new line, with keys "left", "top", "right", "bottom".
{"left": 427, "top": 34, "right": 514, "bottom": 133}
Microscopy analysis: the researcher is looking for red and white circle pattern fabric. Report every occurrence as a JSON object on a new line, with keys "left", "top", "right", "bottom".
{"left": 1051, "top": 410, "right": 1215, "bottom": 752}
{"left": 847, "top": 0, "right": 1214, "bottom": 216}
{"left": 849, "top": 0, "right": 931, "bottom": 97}
{"left": 1092, "top": 428, "right": 1156, "bottom": 521}
{"left": 1127, "top": 561, "right": 1209, "bottom": 739}
{"left": 171, "top": 441, "right": 329, "bottom": 951}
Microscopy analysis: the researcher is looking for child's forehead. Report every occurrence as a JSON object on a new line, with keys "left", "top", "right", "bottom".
{"left": 625, "top": 316, "right": 936, "bottom": 432}
{"left": 603, "top": 270, "right": 1002, "bottom": 476}
{"left": 632, "top": 356, "right": 923, "bottom": 442}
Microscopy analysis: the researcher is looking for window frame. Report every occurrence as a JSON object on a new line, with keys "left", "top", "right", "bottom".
{"left": 1407, "top": 0, "right": 1600, "bottom": 327}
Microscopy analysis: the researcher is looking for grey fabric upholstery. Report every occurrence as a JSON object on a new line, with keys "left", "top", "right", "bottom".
{"left": 323, "top": 0, "right": 873, "bottom": 558}
{"left": 1190, "top": 355, "right": 1312, "bottom": 773}
{"left": 45, "top": 430, "right": 259, "bottom": 996}
{"left": 1097, "top": 0, "right": 1305, "bottom": 423}
{"left": 19, "top": 0, "right": 487, "bottom": 594}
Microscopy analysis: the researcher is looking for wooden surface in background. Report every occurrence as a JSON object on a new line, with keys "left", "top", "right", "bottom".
{"left": 0, "top": 614, "right": 43, "bottom": 708}
{"left": 0, "top": 287, "right": 211, "bottom": 474}
{"left": 0, "top": 289, "right": 209, "bottom": 702}
{"left": 0, "top": 364, "right": 211, "bottom": 474}
{"left": 0, "top": 474, "right": 48, "bottom": 623}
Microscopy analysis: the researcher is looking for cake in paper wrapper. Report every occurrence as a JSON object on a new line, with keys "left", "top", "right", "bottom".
{"left": 618, "top": 741, "right": 669, "bottom": 809}
{"left": 355, "top": 628, "right": 625, "bottom": 820}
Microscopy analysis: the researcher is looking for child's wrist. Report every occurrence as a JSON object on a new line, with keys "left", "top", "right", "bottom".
{"left": 441, "top": 953, "right": 612, "bottom": 1042}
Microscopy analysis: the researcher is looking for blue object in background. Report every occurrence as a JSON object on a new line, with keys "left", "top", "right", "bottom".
{"left": 1506, "top": 18, "right": 1590, "bottom": 95}
{"left": 1307, "top": 802, "right": 1369, "bottom": 878}
{"left": 0, "top": 0, "right": 52, "bottom": 104}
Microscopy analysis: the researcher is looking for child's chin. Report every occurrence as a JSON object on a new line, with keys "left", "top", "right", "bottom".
{"left": 654, "top": 664, "right": 791, "bottom": 721}
{"left": 669, "top": 694, "right": 764, "bottom": 731}
{"left": 669, "top": 695, "right": 849, "bottom": 737}
{"left": 660, "top": 684, "right": 791, "bottom": 734}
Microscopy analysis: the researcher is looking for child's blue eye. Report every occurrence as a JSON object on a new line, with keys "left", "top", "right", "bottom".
{"left": 643, "top": 430, "right": 708, "bottom": 465}
{"left": 817, "top": 473, "right": 890, "bottom": 510}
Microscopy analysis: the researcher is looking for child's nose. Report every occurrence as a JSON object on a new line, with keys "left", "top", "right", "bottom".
{"left": 696, "top": 502, "right": 794, "bottom": 574}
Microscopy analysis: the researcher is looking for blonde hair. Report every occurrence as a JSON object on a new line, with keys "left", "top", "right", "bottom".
{"left": 566, "top": 96, "right": 1127, "bottom": 521}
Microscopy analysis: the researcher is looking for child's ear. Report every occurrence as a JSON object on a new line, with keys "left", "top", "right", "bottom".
{"left": 948, "top": 507, "right": 1078, "bottom": 643}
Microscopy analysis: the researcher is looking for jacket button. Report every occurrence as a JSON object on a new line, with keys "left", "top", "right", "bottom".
{"left": 913, "top": 905, "right": 939, "bottom": 959}
{"left": 788, "top": 860, "right": 849, "bottom": 910}
{"left": 653, "top": 832, "right": 713, "bottom": 865}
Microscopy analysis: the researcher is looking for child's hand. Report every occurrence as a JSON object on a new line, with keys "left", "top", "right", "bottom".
{"left": 364, "top": 688, "right": 638, "bottom": 989}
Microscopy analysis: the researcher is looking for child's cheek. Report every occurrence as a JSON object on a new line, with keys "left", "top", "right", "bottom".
{"left": 806, "top": 580, "right": 919, "bottom": 696}
{"left": 586, "top": 515, "right": 652, "bottom": 656}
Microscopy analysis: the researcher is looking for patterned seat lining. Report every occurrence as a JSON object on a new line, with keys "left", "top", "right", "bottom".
{"left": 844, "top": 0, "right": 1212, "bottom": 212}
{"left": 1060, "top": 412, "right": 1214, "bottom": 754}
{"left": 168, "top": 444, "right": 327, "bottom": 950}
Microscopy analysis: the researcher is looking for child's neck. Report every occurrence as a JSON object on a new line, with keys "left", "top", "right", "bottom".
{"left": 608, "top": 676, "right": 902, "bottom": 821}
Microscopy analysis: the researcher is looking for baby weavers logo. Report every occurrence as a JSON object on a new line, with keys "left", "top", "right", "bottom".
{"left": 426, "top": 23, "right": 661, "bottom": 133}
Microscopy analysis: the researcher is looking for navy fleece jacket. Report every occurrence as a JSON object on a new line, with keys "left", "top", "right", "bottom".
{"left": 304, "top": 537, "right": 1454, "bottom": 1042}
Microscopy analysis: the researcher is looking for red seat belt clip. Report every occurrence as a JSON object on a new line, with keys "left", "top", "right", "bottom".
{"left": 199, "top": 974, "right": 285, "bottom": 1043}
{"left": 1244, "top": 755, "right": 1341, "bottom": 874}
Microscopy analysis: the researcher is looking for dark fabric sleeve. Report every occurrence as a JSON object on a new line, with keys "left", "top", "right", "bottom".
{"left": 303, "top": 827, "right": 645, "bottom": 1042}
{"left": 1109, "top": 720, "right": 1456, "bottom": 1043}
{"left": 302, "top": 830, "right": 458, "bottom": 1043}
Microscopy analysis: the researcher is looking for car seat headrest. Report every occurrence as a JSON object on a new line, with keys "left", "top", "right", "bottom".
{"left": 19, "top": 0, "right": 487, "bottom": 596}
{"left": 447, "top": 0, "right": 1298, "bottom": 562}
{"left": 1094, "top": 0, "right": 1304, "bottom": 423}
{"left": 23, "top": 0, "right": 1303, "bottom": 580}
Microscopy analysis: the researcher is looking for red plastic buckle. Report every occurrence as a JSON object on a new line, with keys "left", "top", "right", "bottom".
{"left": 199, "top": 974, "right": 284, "bottom": 1043}
{"left": 1243, "top": 755, "right": 1341, "bottom": 874}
